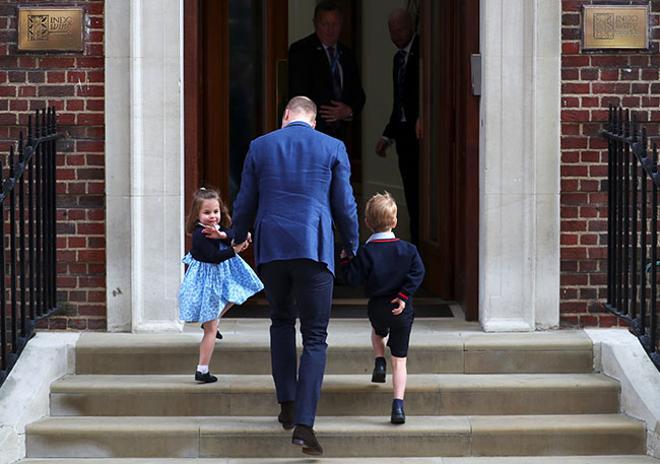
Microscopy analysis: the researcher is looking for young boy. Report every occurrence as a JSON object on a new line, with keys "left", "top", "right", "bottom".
{"left": 340, "top": 192, "right": 425, "bottom": 424}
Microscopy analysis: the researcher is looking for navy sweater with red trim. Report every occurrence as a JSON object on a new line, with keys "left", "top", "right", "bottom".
{"left": 340, "top": 238, "right": 425, "bottom": 302}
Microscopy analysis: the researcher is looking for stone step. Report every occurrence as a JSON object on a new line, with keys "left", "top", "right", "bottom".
{"left": 74, "top": 323, "right": 594, "bottom": 375}
{"left": 17, "top": 457, "right": 660, "bottom": 464}
{"left": 25, "top": 414, "right": 645, "bottom": 458}
{"left": 50, "top": 373, "right": 619, "bottom": 417}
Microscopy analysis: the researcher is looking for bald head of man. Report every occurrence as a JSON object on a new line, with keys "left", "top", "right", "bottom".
{"left": 388, "top": 8, "right": 414, "bottom": 50}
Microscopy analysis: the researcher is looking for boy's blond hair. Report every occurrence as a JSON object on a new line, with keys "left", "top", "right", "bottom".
{"left": 365, "top": 192, "right": 397, "bottom": 232}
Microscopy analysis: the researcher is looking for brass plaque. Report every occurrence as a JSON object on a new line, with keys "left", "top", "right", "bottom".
{"left": 583, "top": 5, "right": 649, "bottom": 50}
{"left": 17, "top": 7, "right": 84, "bottom": 52}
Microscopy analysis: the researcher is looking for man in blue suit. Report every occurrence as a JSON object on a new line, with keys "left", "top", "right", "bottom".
{"left": 232, "top": 96, "right": 359, "bottom": 456}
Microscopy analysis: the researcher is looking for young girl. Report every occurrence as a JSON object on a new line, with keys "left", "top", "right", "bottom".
{"left": 178, "top": 188, "right": 264, "bottom": 383}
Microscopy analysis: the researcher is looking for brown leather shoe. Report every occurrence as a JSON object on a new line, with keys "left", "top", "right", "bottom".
{"left": 277, "top": 401, "right": 295, "bottom": 430}
{"left": 291, "top": 424, "right": 323, "bottom": 456}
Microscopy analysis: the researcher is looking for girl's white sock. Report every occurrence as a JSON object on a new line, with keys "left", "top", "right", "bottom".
{"left": 197, "top": 365, "right": 209, "bottom": 374}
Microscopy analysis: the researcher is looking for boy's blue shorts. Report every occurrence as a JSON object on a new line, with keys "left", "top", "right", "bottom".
{"left": 367, "top": 296, "right": 414, "bottom": 358}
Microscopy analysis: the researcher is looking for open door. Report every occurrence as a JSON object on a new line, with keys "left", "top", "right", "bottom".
{"left": 419, "top": 0, "right": 479, "bottom": 320}
{"left": 184, "top": 0, "right": 288, "bottom": 206}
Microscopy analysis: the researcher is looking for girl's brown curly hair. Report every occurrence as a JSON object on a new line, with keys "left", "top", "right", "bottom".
{"left": 185, "top": 188, "right": 232, "bottom": 234}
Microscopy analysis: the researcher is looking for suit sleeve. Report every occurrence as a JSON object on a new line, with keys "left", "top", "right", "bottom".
{"left": 191, "top": 228, "right": 236, "bottom": 264}
{"left": 231, "top": 143, "right": 259, "bottom": 244}
{"left": 382, "top": 53, "right": 397, "bottom": 139}
{"left": 220, "top": 226, "right": 235, "bottom": 243}
{"left": 330, "top": 142, "right": 359, "bottom": 255}
{"left": 340, "top": 247, "right": 370, "bottom": 287}
{"left": 398, "top": 248, "right": 425, "bottom": 302}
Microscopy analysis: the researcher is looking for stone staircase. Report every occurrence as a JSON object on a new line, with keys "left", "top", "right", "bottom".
{"left": 19, "top": 319, "right": 655, "bottom": 463}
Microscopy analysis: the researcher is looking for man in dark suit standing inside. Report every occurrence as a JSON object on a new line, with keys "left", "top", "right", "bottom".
{"left": 375, "top": 9, "right": 420, "bottom": 245}
{"left": 231, "top": 96, "right": 359, "bottom": 456}
{"left": 288, "top": 1, "right": 366, "bottom": 141}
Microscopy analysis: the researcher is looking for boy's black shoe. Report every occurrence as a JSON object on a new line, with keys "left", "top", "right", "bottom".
{"left": 291, "top": 425, "right": 323, "bottom": 456}
{"left": 195, "top": 371, "right": 218, "bottom": 383}
{"left": 278, "top": 401, "right": 295, "bottom": 430}
{"left": 391, "top": 401, "right": 406, "bottom": 424}
{"left": 371, "top": 357, "right": 386, "bottom": 383}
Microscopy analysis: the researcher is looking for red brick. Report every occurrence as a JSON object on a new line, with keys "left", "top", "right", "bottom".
{"left": 579, "top": 260, "right": 598, "bottom": 272}
{"left": 76, "top": 85, "right": 104, "bottom": 97}
{"left": 562, "top": 192, "right": 589, "bottom": 205}
{"left": 601, "top": 96, "right": 621, "bottom": 107}
{"left": 18, "top": 57, "right": 36, "bottom": 68}
{"left": 77, "top": 113, "right": 104, "bottom": 125}
{"left": 77, "top": 57, "right": 104, "bottom": 68}
{"left": 631, "top": 83, "right": 650, "bottom": 94}
{"left": 38, "top": 85, "right": 75, "bottom": 97}
{"left": 622, "top": 96, "right": 641, "bottom": 107}
{"left": 10, "top": 100, "right": 28, "bottom": 111}
{"left": 0, "top": 85, "right": 16, "bottom": 97}
{"left": 89, "top": 17, "right": 104, "bottom": 29}
{"left": 641, "top": 69, "right": 659, "bottom": 80}
{"left": 561, "top": 137, "right": 588, "bottom": 149}
{"left": 66, "top": 99, "right": 85, "bottom": 111}
{"left": 88, "top": 31, "right": 104, "bottom": 44}
{"left": 642, "top": 97, "right": 660, "bottom": 108}
{"left": 562, "top": 124, "right": 580, "bottom": 137}
{"left": 561, "top": 165, "right": 588, "bottom": 176}
{"left": 580, "top": 234, "right": 598, "bottom": 245}
{"left": 78, "top": 223, "right": 105, "bottom": 235}
{"left": 579, "top": 315, "right": 598, "bottom": 327}
{"left": 67, "top": 71, "right": 86, "bottom": 84}
{"left": 600, "top": 69, "right": 618, "bottom": 81}
{"left": 563, "top": 55, "right": 590, "bottom": 67}
{"left": 581, "top": 97, "right": 599, "bottom": 108}
{"left": 630, "top": 55, "right": 649, "bottom": 67}
{"left": 562, "top": 221, "right": 587, "bottom": 233}
{"left": 87, "top": 71, "right": 105, "bottom": 83}
{"left": 562, "top": 110, "right": 590, "bottom": 122}
{"left": 579, "top": 68, "right": 598, "bottom": 80}
{"left": 590, "top": 55, "right": 630, "bottom": 67}
{"left": 562, "top": 83, "right": 590, "bottom": 94}
{"left": 86, "top": 99, "right": 104, "bottom": 111}
{"left": 40, "top": 57, "right": 76, "bottom": 68}
{"left": 47, "top": 71, "right": 66, "bottom": 83}
{"left": 592, "top": 83, "right": 631, "bottom": 94}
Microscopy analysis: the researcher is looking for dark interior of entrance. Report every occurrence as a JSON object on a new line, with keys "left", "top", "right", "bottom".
{"left": 184, "top": 0, "right": 479, "bottom": 320}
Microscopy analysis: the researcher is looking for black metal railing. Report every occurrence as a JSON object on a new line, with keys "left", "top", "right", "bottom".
{"left": 0, "top": 108, "right": 59, "bottom": 386}
{"left": 602, "top": 106, "right": 659, "bottom": 370}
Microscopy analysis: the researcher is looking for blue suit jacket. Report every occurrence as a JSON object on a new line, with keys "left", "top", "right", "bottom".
{"left": 232, "top": 121, "right": 359, "bottom": 275}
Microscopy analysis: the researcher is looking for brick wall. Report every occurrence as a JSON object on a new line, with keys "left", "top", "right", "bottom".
{"left": 561, "top": 0, "right": 660, "bottom": 327}
{"left": 0, "top": 1, "right": 106, "bottom": 330}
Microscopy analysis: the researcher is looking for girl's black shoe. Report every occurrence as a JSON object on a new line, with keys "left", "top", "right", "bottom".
{"left": 195, "top": 371, "right": 218, "bottom": 383}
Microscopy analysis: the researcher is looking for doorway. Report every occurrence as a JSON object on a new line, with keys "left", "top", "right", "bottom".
{"left": 183, "top": 0, "right": 479, "bottom": 320}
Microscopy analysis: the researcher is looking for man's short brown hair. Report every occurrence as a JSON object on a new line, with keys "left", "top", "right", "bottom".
{"left": 365, "top": 192, "right": 398, "bottom": 232}
{"left": 286, "top": 96, "right": 317, "bottom": 118}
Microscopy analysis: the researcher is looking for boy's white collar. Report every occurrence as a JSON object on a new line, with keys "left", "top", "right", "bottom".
{"left": 366, "top": 231, "right": 396, "bottom": 243}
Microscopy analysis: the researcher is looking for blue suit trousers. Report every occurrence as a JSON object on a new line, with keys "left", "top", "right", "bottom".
{"left": 260, "top": 259, "right": 334, "bottom": 427}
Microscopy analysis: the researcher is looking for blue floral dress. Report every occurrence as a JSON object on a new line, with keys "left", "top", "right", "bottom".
{"left": 178, "top": 226, "right": 263, "bottom": 323}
